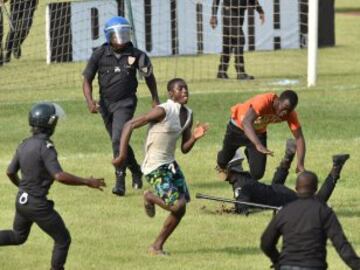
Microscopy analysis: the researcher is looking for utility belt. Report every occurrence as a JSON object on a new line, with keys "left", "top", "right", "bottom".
{"left": 17, "top": 189, "right": 46, "bottom": 205}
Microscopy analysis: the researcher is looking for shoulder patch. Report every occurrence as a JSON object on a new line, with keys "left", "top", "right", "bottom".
{"left": 46, "top": 140, "right": 54, "bottom": 149}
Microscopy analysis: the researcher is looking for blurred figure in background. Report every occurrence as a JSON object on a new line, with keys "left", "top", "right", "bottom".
{"left": 4, "top": 0, "right": 38, "bottom": 63}
{"left": 210, "top": 0, "right": 265, "bottom": 80}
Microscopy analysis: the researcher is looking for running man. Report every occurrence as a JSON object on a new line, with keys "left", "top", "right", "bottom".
{"left": 112, "top": 78, "right": 208, "bottom": 255}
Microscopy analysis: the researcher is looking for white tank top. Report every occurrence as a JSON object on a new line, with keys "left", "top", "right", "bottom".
{"left": 142, "top": 99, "right": 192, "bottom": 175}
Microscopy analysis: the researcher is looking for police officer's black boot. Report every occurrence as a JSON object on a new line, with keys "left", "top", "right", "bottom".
{"left": 272, "top": 139, "right": 296, "bottom": 185}
{"left": 331, "top": 154, "right": 350, "bottom": 181}
{"left": 112, "top": 170, "right": 126, "bottom": 196}
{"left": 128, "top": 163, "right": 143, "bottom": 190}
{"left": 282, "top": 138, "right": 296, "bottom": 168}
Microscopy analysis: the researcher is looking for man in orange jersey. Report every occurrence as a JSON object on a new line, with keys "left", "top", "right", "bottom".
{"left": 217, "top": 90, "right": 306, "bottom": 180}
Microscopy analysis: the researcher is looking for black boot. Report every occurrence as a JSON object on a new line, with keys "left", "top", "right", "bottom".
{"left": 128, "top": 164, "right": 143, "bottom": 189}
{"left": 237, "top": 73, "right": 255, "bottom": 80}
{"left": 131, "top": 170, "right": 143, "bottom": 189}
{"left": 112, "top": 170, "right": 126, "bottom": 196}
{"left": 280, "top": 139, "right": 296, "bottom": 169}
{"left": 331, "top": 154, "right": 350, "bottom": 180}
{"left": 217, "top": 70, "right": 229, "bottom": 79}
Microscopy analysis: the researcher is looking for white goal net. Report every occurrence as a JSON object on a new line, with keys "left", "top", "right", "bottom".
{"left": 0, "top": 0, "right": 309, "bottom": 92}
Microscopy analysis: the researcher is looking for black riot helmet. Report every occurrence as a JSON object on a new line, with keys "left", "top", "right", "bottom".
{"left": 29, "top": 102, "right": 65, "bottom": 135}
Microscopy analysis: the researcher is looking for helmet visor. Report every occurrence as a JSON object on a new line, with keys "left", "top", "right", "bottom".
{"left": 107, "top": 25, "right": 131, "bottom": 45}
{"left": 53, "top": 103, "right": 66, "bottom": 120}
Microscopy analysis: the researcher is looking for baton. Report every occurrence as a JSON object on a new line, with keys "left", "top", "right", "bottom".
{"left": 196, "top": 193, "right": 282, "bottom": 211}
{"left": 0, "top": 2, "right": 15, "bottom": 31}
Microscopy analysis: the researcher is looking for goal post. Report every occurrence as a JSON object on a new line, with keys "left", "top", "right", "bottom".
{"left": 307, "top": 0, "right": 318, "bottom": 87}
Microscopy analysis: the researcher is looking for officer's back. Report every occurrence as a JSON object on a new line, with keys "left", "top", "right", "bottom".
{"left": 15, "top": 133, "right": 60, "bottom": 198}
{"left": 273, "top": 196, "right": 330, "bottom": 268}
{"left": 261, "top": 171, "right": 360, "bottom": 270}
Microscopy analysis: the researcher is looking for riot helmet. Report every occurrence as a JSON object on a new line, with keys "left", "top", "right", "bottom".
{"left": 29, "top": 102, "right": 65, "bottom": 135}
{"left": 104, "top": 16, "right": 132, "bottom": 46}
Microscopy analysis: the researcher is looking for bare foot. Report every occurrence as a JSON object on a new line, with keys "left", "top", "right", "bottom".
{"left": 148, "top": 245, "right": 169, "bottom": 256}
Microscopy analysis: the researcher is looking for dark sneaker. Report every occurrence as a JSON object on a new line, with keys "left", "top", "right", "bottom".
{"left": 132, "top": 171, "right": 143, "bottom": 189}
{"left": 217, "top": 71, "right": 229, "bottom": 79}
{"left": 237, "top": 73, "right": 255, "bottom": 80}
{"left": 112, "top": 171, "right": 126, "bottom": 196}
{"left": 144, "top": 191, "right": 155, "bottom": 218}
{"left": 331, "top": 154, "right": 350, "bottom": 180}
{"left": 333, "top": 154, "right": 350, "bottom": 166}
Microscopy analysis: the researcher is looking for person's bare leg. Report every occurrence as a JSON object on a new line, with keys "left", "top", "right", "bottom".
{"left": 150, "top": 205, "right": 185, "bottom": 253}
{"left": 144, "top": 191, "right": 186, "bottom": 254}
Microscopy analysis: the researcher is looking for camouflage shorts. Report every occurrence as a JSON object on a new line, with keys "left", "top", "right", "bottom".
{"left": 145, "top": 161, "right": 190, "bottom": 206}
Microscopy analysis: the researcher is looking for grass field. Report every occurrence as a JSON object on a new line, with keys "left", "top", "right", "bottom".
{"left": 1, "top": 2, "right": 360, "bottom": 270}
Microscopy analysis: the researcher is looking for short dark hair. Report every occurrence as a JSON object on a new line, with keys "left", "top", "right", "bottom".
{"left": 279, "top": 90, "right": 298, "bottom": 109}
{"left": 296, "top": 170, "right": 318, "bottom": 195}
{"left": 167, "top": 78, "right": 187, "bottom": 92}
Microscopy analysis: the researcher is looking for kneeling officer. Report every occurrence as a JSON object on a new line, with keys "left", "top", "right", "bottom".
{"left": 0, "top": 102, "right": 105, "bottom": 270}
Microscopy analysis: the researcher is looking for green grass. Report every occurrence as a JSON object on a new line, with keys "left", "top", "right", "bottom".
{"left": 1, "top": 5, "right": 360, "bottom": 270}
{"left": 336, "top": 0, "right": 360, "bottom": 12}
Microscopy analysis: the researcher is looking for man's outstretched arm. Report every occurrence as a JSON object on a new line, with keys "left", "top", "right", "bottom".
{"left": 243, "top": 107, "right": 273, "bottom": 155}
{"left": 292, "top": 127, "right": 306, "bottom": 173}
{"left": 324, "top": 209, "right": 360, "bottom": 269}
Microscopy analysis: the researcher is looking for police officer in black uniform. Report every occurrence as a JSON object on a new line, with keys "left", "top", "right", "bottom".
{"left": 83, "top": 16, "right": 159, "bottom": 197}
{"left": 4, "top": 0, "right": 38, "bottom": 62}
{"left": 210, "top": 0, "right": 265, "bottom": 80}
{"left": 261, "top": 169, "right": 360, "bottom": 270}
{"left": 0, "top": 102, "right": 105, "bottom": 270}
{"left": 227, "top": 139, "right": 350, "bottom": 214}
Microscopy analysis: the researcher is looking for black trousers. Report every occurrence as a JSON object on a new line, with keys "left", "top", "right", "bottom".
{"left": 0, "top": 192, "right": 71, "bottom": 270}
{"left": 219, "top": 7, "right": 246, "bottom": 74}
{"left": 217, "top": 121, "right": 267, "bottom": 180}
{"left": 5, "top": 0, "right": 37, "bottom": 54}
{"left": 99, "top": 96, "right": 141, "bottom": 174}
{"left": 234, "top": 166, "right": 337, "bottom": 208}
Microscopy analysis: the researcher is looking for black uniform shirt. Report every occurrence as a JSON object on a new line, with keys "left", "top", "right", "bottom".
{"left": 7, "top": 133, "right": 63, "bottom": 198}
{"left": 261, "top": 196, "right": 360, "bottom": 269}
{"left": 82, "top": 42, "right": 153, "bottom": 105}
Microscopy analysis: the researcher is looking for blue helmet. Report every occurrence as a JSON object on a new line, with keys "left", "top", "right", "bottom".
{"left": 104, "top": 16, "right": 132, "bottom": 45}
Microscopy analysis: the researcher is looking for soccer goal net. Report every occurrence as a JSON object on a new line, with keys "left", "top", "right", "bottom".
{"left": 0, "top": 0, "right": 309, "bottom": 93}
